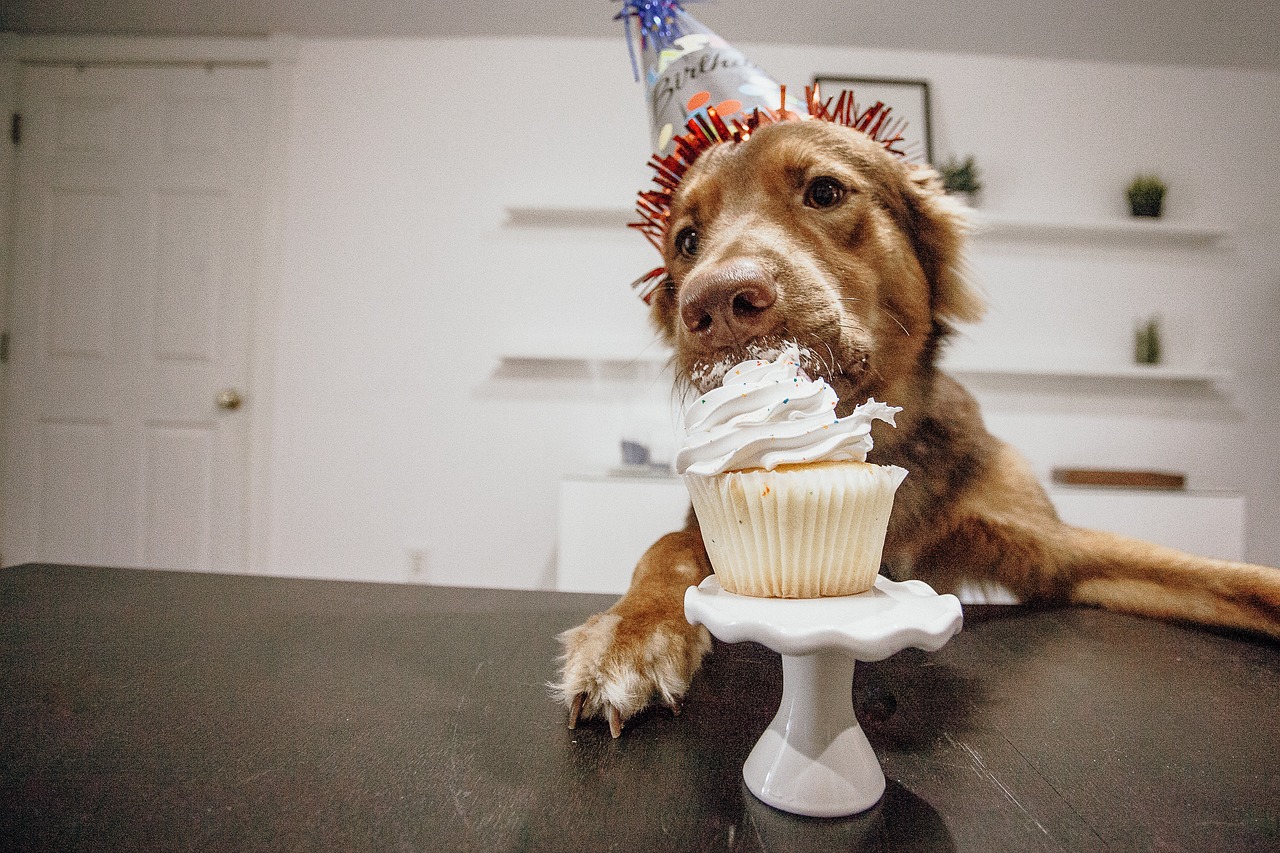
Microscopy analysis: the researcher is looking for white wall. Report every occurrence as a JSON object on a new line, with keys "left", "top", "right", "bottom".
{"left": 267, "top": 37, "right": 1280, "bottom": 587}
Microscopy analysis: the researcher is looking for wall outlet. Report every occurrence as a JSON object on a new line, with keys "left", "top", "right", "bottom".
{"left": 405, "top": 546, "right": 431, "bottom": 582}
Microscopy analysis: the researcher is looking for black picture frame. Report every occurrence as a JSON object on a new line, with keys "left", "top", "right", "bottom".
{"left": 811, "top": 76, "right": 934, "bottom": 164}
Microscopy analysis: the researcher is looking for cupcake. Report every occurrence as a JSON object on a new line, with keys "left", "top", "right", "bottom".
{"left": 676, "top": 346, "right": 906, "bottom": 598}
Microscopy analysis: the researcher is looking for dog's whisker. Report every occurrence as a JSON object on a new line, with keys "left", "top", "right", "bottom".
{"left": 631, "top": 334, "right": 681, "bottom": 395}
{"left": 836, "top": 296, "right": 911, "bottom": 338}
{"left": 821, "top": 341, "right": 837, "bottom": 378}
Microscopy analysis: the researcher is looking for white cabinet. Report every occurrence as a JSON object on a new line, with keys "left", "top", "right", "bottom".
{"left": 557, "top": 474, "right": 688, "bottom": 595}
{"left": 1047, "top": 487, "right": 1244, "bottom": 561}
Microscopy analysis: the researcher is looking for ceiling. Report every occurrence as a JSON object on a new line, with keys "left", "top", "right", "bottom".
{"left": 2, "top": 0, "right": 1278, "bottom": 71}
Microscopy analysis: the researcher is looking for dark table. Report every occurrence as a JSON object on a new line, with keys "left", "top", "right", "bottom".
{"left": 2, "top": 564, "right": 1277, "bottom": 852}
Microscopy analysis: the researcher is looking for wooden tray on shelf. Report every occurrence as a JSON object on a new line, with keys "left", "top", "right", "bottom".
{"left": 1051, "top": 468, "right": 1186, "bottom": 490}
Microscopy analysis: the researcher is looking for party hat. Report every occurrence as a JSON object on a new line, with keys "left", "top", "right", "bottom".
{"left": 615, "top": 0, "right": 804, "bottom": 156}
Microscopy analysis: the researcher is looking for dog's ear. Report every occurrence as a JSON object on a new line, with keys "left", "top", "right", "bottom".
{"left": 900, "top": 166, "right": 985, "bottom": 326}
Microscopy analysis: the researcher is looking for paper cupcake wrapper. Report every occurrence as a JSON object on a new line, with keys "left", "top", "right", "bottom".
{"left": 685, "top": 462, "right": 908, "bottom": 598}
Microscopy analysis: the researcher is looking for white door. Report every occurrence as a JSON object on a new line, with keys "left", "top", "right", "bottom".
{"left": 1, "top": 62, "right": 269, "bottom": 571}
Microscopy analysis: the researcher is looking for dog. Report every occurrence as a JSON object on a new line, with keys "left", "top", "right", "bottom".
{"left": 555, "top": 118, "right": 1280, "bottom": 738}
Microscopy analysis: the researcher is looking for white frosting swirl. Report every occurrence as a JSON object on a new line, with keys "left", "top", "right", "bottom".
{"left": 676, "top": 346, "right": 901, "bottom": 476}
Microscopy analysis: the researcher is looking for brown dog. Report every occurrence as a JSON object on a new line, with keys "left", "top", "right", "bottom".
{"left": 555, "top": 118, "right": 1280, "bottom": 737}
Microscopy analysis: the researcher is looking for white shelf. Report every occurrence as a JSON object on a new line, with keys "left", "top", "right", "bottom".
{"left": 945, "top": 361, "right": 1231, "bottom": 384}
{"left": 504, "top": 206, "right": 1230, "bottom": 246}
{"left": 500, "top": 352, "right": 1230, "bottom": 385}
{"left": 969, "top": 212, "right": 1228, "bottom": 245}
{"left": 500, "top": 347, "right": 668, "bottom": 362}
{"left": 492, "top": 350, "right": 672, "bottom": 384}
{"left": 497, "top": 350, "right": 671, "bottom": 370}
{"left": 504, "top": 206, "right": 633, "bottom": 228}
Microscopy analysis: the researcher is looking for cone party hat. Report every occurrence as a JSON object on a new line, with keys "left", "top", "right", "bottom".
{"left": 616, "top": 0, "right": 803, "bottom": 155}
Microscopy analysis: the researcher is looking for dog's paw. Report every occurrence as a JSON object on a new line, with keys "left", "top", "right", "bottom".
{"left": 554, "top": 608, "right": 712, "bottom": 737}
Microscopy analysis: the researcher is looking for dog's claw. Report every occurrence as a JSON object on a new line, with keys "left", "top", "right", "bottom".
{"left": 568, "top": 692, "right": 586, "bottom": 729}
{"left": 608, "top": 705, "right": 623, "bottom": 739}
{"left": 667, "top": 698, "right": 683, "bottom": 717}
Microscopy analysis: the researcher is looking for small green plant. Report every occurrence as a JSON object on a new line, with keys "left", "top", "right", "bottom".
{"left": 938, "top": 156, "right": 982, "bottom": 193}
{"left": 1134, "top": 315, "right": 1162, "bottom": 365}
{"left": 1126, "top": 174, "right": 1167, "bottom": 218}
{"left": 938, "top": 155, "right": 982, "bottom": 195}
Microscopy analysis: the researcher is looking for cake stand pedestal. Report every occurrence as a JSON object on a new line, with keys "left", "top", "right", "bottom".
{"left": 685, "top": 575, "right": 963, "bottom": 817}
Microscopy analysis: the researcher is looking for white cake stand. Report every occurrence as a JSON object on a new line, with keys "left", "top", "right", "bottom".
{"left": 685, "top": 575, "right": 963, "bottom": 818}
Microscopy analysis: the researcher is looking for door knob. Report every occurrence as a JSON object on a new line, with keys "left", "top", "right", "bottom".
{"left": 216, "top": 388, "right": 243, "bottom": 411}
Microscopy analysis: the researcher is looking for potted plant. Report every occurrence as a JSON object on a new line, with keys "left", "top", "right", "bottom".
{"left": 1134, "top": 315, "right": 1162, "bottom": 365}
{"left": 938, "top": 155, "right": 982, "bottom": 206}
{"left": 1126, "top": 174, "right": 1167, "bottom": 218}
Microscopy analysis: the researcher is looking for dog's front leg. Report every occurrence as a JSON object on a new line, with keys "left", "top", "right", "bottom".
{"left": 555, "top": 525, "right": 713, "bottom": 737}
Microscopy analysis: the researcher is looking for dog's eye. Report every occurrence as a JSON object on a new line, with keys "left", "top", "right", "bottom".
{"left": 804, "top": 177, "right": 846, "bottom": 209}
{"left": 674, "top": 226, "right": 699, "bottom": 258}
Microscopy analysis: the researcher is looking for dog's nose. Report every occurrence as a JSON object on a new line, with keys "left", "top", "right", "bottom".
{"left": 679, "top": 259, "right": 779, "bottom": 347}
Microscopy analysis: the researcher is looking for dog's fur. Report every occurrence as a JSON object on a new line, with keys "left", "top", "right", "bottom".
{"left": 556, "top": 119, "right": 1280, "bottom": 737}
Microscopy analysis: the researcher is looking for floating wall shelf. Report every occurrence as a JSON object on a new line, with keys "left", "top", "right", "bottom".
{"left": 504, "top": 207, "right": 633, "bottom": 229}
{"left": 944, "top": 361, "right": 1231, "bottom": 384}
{"left": 498, "top": 352, "right": 1230, "bottom": 385}
{"left": 504, "top": 206, "right": 1230, "bottom": 246}
{"left": 968, "top": 212, "right": 1229, "bottom": 246}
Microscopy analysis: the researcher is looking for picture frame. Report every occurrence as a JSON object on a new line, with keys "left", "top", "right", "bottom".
{"left": 811, "top": 76, "right": 934, "bottom": 164}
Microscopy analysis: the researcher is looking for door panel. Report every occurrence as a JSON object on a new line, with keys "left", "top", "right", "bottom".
{"left": 47, "top": 188, "right": 117, "bottom": 356}
{"left": 36, "top": 419, "right": 109, "bottom": 563}
{"left": 143, "top": 425, "right": 214, "bottom": 569}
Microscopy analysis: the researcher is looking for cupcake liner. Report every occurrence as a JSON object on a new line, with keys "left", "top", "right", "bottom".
{"left": 685, "top": 461, "right": 907, "bottom": 598}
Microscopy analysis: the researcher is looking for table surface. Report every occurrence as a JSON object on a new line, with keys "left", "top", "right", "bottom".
{"left": 2, "top": 564, "right": 1277, "bottom": 853}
